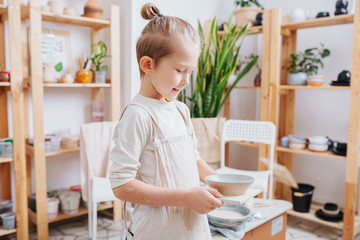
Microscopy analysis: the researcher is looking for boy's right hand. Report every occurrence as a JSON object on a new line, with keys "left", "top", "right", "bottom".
{"left": 184, "top": 187, "right": 223, "bottom": 214}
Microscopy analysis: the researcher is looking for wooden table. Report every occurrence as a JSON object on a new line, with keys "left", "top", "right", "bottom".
{"left": 212, "top": 199, "right": 292, "bottom": 240}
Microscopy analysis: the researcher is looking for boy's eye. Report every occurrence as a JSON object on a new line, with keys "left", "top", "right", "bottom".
{"left": 176, "top": 69, "right": 182, "bottom": 73}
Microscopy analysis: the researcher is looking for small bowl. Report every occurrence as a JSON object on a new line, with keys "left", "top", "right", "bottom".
{"left": 289, "top": 141, "right": 306, "bottom": 150}
{"left": 308, "top": 136, "right": 329, "bottom": 145}
{"left": 281, "top": 136, "right": 289, "bottom": 147}
{"left": 308, "top": 144, "right": 328, "bottom": 152}
{"left": 307, "top": 80, "right": 324, "bottom": 86}
{"left": 207, "top": 203, "right": 251, "bottom": 228}
{"left": 288, "top": 134, "right": 306, "bottom": 144}
{"left": 205, "top": 174, "right": 254, "bottom": 196}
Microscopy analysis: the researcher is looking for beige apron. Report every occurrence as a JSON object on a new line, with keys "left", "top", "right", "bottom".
{"left": 124, "top": 102, "right": 211, "bottom": 240}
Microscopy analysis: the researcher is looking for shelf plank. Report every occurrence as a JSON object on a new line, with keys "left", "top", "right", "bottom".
{"left": 26, "top": 144, "right": 79, "bottom": 158}
{"left": 277, "top": 146, "right": 346, "bottom": 160}
{"left": 282, "top": 14, "right": 354, "bottom": 30}
{"left": 233, "top": 86, "right": 261, "bottom": 89}
{"left": 0, "top": 5, "right": 7, "bottom": 16}
{"left": 0, "top": 226, "right": 16, "bottom": 237}
{"left": 288, "top": 203, "right": 360, "bottom": 235}
{"left": 279, "top": 85, "right": 350, "bottom": 90}
{"left": 0, "top": 157, "right": 13, "bottom": 163}
{"left": 0, "top": 82, "right": 10, "bottom": 87}
{"left": 28, "top": 203, "right": 113, "bottom": 225}
{"left": 43, "top": 83, "right": 111, "bottom": 88}
{"left": 20, "top": 5, "right": 110, "bottom": 29}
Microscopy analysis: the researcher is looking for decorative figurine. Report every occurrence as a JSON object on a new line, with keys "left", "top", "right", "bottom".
{"left": 335, "top": 0, "right": 348, "bottom": 15}
{"left": 254, "top": 12, "right": 263, "bottom": 26}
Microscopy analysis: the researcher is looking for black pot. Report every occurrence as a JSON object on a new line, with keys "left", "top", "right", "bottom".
{"left": 291, "top": 183, "right": 315, "bottom": 213}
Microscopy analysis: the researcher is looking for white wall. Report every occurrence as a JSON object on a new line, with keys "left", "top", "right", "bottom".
{"left": 4, "top": 0, "right": 354, "bottom": 207}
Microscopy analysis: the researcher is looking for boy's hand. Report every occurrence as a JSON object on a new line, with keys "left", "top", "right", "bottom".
{"left": 184, "top": 187, "right": 223, "bottom": 214}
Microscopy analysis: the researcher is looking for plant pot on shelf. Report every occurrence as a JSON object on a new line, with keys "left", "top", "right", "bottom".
{"left": 94, "top": 70, "right": 107, "bottom": 83}
{"left": 234, "top": 7, "right": 262, "bottom": 27}
{"left": 291, "top": 183, "right": 315, "bottom": 213}
{"left": 287, "top": 72, "right": 308, "bottom": 85}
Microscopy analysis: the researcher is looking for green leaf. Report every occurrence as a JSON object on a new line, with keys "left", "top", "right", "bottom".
{"left": 55, "top": 62, "right": 63, "bottom": 72}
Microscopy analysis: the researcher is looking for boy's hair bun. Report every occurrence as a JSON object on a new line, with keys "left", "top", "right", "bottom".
{"left": 141, "top": 3, "right": 162, "bottom": 20}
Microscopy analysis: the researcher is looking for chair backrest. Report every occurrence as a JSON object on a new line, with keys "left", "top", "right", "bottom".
{"left": 220, "top": 119, "right": 276, "bottom": 198}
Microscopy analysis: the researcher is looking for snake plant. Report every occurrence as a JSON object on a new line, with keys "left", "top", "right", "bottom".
{"left": 179, "top": 17, "right": 258, "bottom": 118}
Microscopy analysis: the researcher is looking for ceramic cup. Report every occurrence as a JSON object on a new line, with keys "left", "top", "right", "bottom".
{"left": 48, "top": 1, "right": 64, "bottom": 15}
{"left": 316, "top": 11, "right": 330, "bottom": 18}
{"left": 1, "top": 212, "right": 16, "bottom": 230}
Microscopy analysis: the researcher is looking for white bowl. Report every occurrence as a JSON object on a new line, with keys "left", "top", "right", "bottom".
{"left": 207, "top": 203, "right": 251, "bottom": 228}
{"left": 289, "top": 141, "right": 306, "bottom": 150}
{"left": 309, "top": 144, "right": 328, "bottom": 152}
{"left": 205, "top": 174, "right": 254, "bottom": 196}
{"left": 308, "top": 136, "right": 329, "bottom": 145}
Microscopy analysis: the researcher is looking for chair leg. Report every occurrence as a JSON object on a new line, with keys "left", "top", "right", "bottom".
{"left": 88, "top": 200, "right": 92, "bottom": 238}
{"left": 92, "top": 201, "right": 98, "bottom": 240}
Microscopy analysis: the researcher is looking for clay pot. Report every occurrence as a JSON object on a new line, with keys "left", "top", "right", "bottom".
{"left": 76, "top": 69, "right": 92, "bottom": 83}
{"left": 84, "top": 0, "right": 103, "bottom": 19}
{"left": 43, "top": 64, "right": 57, "bottom": 83}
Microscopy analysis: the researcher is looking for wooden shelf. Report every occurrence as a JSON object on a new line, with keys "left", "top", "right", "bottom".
{"left": 20, "top": 5, "right": 110, "bottom": 29}
{"left": 279, "top": 85, "right": 350, "bottom": 90}
{"left": 0, "top": 4, "right": 7, "bottom": 16}
{"left": 219, "top": 25, "right": 262, "bottom": 36}
{"left": 26, "top": 144, "right": 79, "bottom": 158}
{"left": 0, "top": 226, "right": 16, "bottom": 237}
{"left": 233, "top": 86, "right": 261, "bottom": 89}
{"left": 282, "top": 14, "right": 354, "bottom": 31}
{"left": 277, "top": 146, "right": 346, "bottom": 160}
{"left": 0, "top": 157, "right": 13, "bottom": 163}
{"left": 28, "top": 203, "right": 113, "bottom": 225}
{"left": 0, "top": 82, "right": 10, "bottom": 87}
{"left": 288, "top": 203, "right": 360, "bottom": 235}
{"left": 43, "top": 83, "right": 111, "bottom": 88}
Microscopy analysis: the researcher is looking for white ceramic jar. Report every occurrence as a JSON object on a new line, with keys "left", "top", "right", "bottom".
{"left": 287, "top": 8, "right": 309, "bottom": 22}
{"left": 43, "top": 63, "right": 57, "bottom": 83}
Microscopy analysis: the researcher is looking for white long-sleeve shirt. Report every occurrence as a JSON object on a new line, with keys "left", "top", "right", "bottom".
{"left": 109, "top": 94, "right": 201, "bottom": 189}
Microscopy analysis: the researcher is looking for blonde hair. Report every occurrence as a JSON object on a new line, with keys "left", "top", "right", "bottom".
{"left": 136, "top": 3, "right": 200, "bottom": 75}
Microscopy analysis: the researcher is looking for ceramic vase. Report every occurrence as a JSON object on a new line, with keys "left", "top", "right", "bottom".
{"left": 234, "top": 7, "right": 262, "bottom": 27}
{"left": 84, "top": 0, "right": 103, "bottom": 19}
{"left": 287, "top": 72, "right": 308, "bottom": 85}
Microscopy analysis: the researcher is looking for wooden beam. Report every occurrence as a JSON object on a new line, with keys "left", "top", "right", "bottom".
{"left": 8, "top": 0, "right": 29, "bottom": 238}
{"left": 29, "top": 0, "right": 48, "bottom": 239}
{"left": 344, "top": 0, "right": 360, "bottom": 238}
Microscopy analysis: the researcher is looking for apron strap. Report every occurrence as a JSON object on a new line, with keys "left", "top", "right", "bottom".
{"left": 174, "top": 101, "right": 193, "bottom": 135}
{"left": 123, "top": 201, "right": 134, "bottom": 237}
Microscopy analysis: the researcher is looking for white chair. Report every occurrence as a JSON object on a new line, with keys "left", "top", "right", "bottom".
{"left": 80, "top": 122, "right": 119, "bottom": 240}
{"left": 216, "top": 119, "right": 276, "bottom": 199}
{"left": 88, "top": 176, "right": 118, "bottom": 239}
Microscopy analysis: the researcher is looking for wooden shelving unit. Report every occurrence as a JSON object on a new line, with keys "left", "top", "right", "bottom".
{"left": 223, "top": 8, "right": 281, "bottom": 171}
{"left": 21, "top": 1, "right": 121, "bottom": 239}
{"left": 0, "top": 1, "right": 29, "bottom": 239}
{"left": 28, "top": 203, "right": 112, "bottom": 225}
{"left": 268, "top": 2, "right": 360, "bottom": 238}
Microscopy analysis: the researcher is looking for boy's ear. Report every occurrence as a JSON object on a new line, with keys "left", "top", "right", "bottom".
{"left": 139, "top": 56, "right": 154, "bottom": 74}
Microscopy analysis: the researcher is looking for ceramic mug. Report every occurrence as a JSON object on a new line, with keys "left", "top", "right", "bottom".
{"left": 287, "top": 8, "right": 310, "bottom": 22}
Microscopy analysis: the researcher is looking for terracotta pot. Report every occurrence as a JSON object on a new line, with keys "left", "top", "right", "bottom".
{"left": 84, "top": 0, "right": 103, "bottom": 19}
{"left": 76, "top": 69, "right": 92, "bottom": 83}
{"left": 234, "top": 7, "right": 262, "bottom": 27}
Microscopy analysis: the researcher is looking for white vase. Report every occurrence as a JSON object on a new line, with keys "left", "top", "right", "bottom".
{"left": 287, "top": 72, "right": 308, "bottom": 85}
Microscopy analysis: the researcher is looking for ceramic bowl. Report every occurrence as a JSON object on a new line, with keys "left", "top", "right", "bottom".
{"left": 307, "top": 80, "right": 324, "bottom": 86}
{"left": 308, "top": 136, "right": 329, "bottom": 145}
{"left": 288, "top": 134, "right": 306, "bottom": 144}
{"left": 308, "top": 144, "right": 328, "bottom": 152}
{"left": 289, "top": 141, "right": 306, "bottom": 150}
{"left": 281, "top": 136, "right": 289, "bottom": 147}
{"left": 207, "top": 203, "right": 251, "bottom": 228}
{"left": 205, "top": 174, "right": 254, "bottom": 196}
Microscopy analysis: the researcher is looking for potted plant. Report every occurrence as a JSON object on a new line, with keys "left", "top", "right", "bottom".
{"left": 234, "top": 0, "right": 264, "bottom": 27}
{"left": 91, "top": 41, "right": 109, "bottom": 83}
{"left": 179, "top": 17, "right": 258, "bottom": 169}
{"left": 287, "top": 44, "right": 330, "bottom": 86}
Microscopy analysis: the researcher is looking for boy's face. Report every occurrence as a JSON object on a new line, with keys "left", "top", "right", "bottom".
{"left": 150, "top": 41, "right": 199, "bottom": 102}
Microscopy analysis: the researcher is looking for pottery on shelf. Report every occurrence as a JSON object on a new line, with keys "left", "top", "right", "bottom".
{"left": 287, "top": 8, "right": 309, "bottom": 22}
{"left": 76, "top": 69, "right": 92, "bottom": 83}
{"left": 64, "top": 7, "right": 77, "bottom": 16}
{"left": 84, "top": 0, "right": 103, "bottom": 19}
{"left": 335, "top": 0, "right": 348, "bottom": 15}
{"left": 43, "top": 63, "right": 57, "bottom": 83}
{"left": 48, "top": 1, "right": 64, "bottom": 15}
{"left": 287, "top": 72, "right": 308, "bottom": 85}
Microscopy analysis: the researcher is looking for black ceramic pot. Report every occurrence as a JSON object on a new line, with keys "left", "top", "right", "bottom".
{"left": 316, "top": 12, "right": 330, "bottom": 18}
